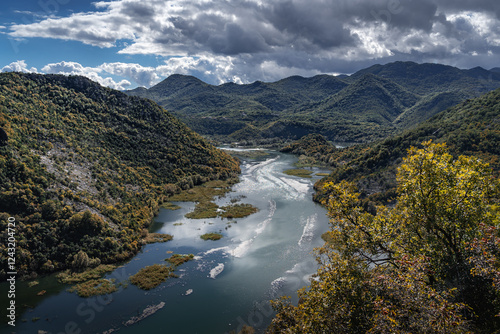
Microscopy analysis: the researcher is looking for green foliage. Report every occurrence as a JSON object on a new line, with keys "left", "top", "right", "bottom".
{"left": 67, "top": 211, "right": 106, "bottom": 238}
{"left": 281, "top": 133, "right": 332, "bottom": 153}
{"left": 228, "top": 124, "right": 263, "bottom": 141}
{"left": 283, "top": 169, "right": 313, "bottom": 178}
{"left": 269, "top": 142, "right": 500, "bottom": 333}
{"left": 130, "top": 254, "right": 194, "bottom": 291}
{"left": 313, "top": 86, "right": 500, "bottom": 207}
{"left": 351, "top": 61, "right": 500, "bottom": 96}
{"left": 394, "top": 91, "right": 467, "bottom": 129}
{"left": 185, "top": 201, "right": 220, "bottom": 219}
{"left": 142, "top": 233, "right": 173, "bottom": 244}
{"left": 219, "top": 203, "right": 259, "bottom": 219}
{"left": 397, "top": 141, "right": 495, "bottom": 267}
{"left": 68, "top": 278, "right": 117, "bottom": 298}
{"left": 200, "top": 233, "right": 223, "bottom": 241}
{"left": 71, "top": 250, "right": 101, "bottom": 270}
{"left": 168, "top": 179, "right": 237, "bottom": 203}
{"left": 0, "top": 127, "right": 7, "bottom": 146}
{"left": 0, "top": 72, "right": 240, "bottom": 279}
{"left": 129, "top": 264, "right": 176, "bottom": 290}
{"left": 165, "top": 254, "right": 194, "bottom": 266}
{"left": 185, "top": 200, "right": 258, "bottom": 220}
{"left": 224, "top": 149, "right": 270, "bottom": 159}
{"left": 281, "top": 133, "right": 338, "bottom": 167}
{"left": 57, "top": 264, "right": 118, "bottom": 284}
{"left": 167, "top": 178, "right": 258, "bottom": 220}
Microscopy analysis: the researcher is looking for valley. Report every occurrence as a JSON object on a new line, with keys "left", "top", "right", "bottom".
{"left": 0, "top": 149, "right": 331, "bottom": 334}
{"left": 1, "top": 61, "right": 500, "bottom": 333}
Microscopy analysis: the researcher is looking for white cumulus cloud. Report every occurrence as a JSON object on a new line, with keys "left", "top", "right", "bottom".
{"left": 1, "top": 60, "right": 38, "bottom": 73}
{"left": 7, "top": 1, "right": 499, "bottom": 54}
{"left": 3, "top": 0, "right": 500, "bottom": 84}
{"left": 42, "top": 61, "right": 131, "bottom": 90}
{"left": 98, "top": 62, "right": 160, "bottom": 87}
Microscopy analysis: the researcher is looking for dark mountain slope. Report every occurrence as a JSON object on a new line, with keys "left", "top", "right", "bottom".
{"left": 128, "top": 73, "right": 352, "bottom": 141}
{"left": 301, "top": 73, "right": 419, "bottom": 122}
{"left": 127, "top": 62, "right": 500, "bottom": 143}
{"left": 276, "top": 74, "right": 421, "bottom": 142}
{"left": 313, "top": 87, "right": 500, "bottom": 204}
{"left": 0, "top": 72, "right": 239, "bottom": 278}
{"left": 394, "top": 91, "right": 468, "bottom": 128}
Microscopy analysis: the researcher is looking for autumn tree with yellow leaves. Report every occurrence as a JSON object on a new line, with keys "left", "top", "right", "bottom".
{"left": 268, "top": 141, "right": 500, "bottom": 333}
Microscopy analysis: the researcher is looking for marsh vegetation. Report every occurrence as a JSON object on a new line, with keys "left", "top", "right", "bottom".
{"left": 200, "top": 233, "right": 223, "bottom": 241}
{"left": 129, "top": 264, "right": 176, "bottom": 290}
{"left": 283, "top": 168, "right": 313, "bottom": 178}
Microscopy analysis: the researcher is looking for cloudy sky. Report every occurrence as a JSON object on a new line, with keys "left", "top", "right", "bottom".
{"left": 0, "top": 0, "right": 499, "bottom": 89}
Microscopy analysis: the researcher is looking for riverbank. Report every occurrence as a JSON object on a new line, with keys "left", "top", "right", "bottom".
{"left": 2, "top": 149, "right": 331, "bottom": 334}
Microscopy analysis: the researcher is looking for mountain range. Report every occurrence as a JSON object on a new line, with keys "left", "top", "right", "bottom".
{"left": 127, "top": 61, "right": 500, "bottom": 143}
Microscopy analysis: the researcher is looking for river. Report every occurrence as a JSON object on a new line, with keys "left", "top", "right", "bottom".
{"left": 1, "top": 149, "right": 331, "bottom": 334}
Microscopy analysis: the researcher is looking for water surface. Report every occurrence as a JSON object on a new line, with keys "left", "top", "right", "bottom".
{"left": 1, "top": 150, "right": 331, "bottom": 334}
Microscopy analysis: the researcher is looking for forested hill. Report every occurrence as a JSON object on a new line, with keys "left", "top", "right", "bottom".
{"left": 310, "top": 86, "right": 500, "bottom": 204}
{"left": 127, "top": 61, "right": 500, "bottom": 143}
{"left": 0, "top": 72, "right": 239, "bottom": 278}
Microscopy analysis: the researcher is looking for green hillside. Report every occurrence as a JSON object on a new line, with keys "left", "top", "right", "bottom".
{"left": 127, "top": 61, "right": 500, "bottom": 143}
{"left": 127, "top": 73, "right": 350, "bottom": 141}
{"left": 393, "top": 91, "right": 467, "bottom": 129}
{"left": 0, "top": 72, "right": 240, "bottom": 278}
{"left": 269, "top": 81, "right": 500, "bottom": 334}
{"left": 270, "top": 131, "right": 500, "bottom": 334}
{"left": 311, "top": 87, "right": 500, "bottom": 205}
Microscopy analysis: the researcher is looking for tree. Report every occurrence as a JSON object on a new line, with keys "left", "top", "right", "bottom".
{"left": 268, "top": 141, "right": 499, "bottom": 333}
{"left": 0, "top": 127, "right": 8, "bottom": 146}
{"left": 71, "top": 250, "right": 90, "bottom": 270}
{"left": 396, "top": 141, "right": 495, "bottom": 270}
{"left": 67, "top": 210, "right": 106, "bottom": 236}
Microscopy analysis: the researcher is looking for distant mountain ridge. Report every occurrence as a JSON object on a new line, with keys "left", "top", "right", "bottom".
{"left": 127, "top": 61, "right": 500, "bottom": 143}
{"left": 349, "top": 62, "right": 500, "bottom": 94}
